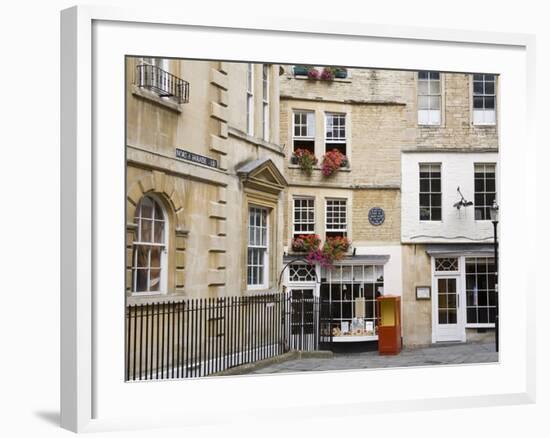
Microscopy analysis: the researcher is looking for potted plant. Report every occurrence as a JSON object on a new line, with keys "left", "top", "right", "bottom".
{"left": 321, "top": 149, "right": 347, "bottom": 177}
{"left": 307, "top": 67, "right": 320, "bottom": 79}
{"left": 320, "top": 67, "right": 334, "bottom": 81}
{"left": 334, "top": 67, "right": 348, "bottom": 79}
{"left": 305, "top": 236, "right": 351, "bottom": 268}
{"left": 291, "top": 234, "right": 321, "bottom": 253}
{"left": 293, "top": 65, "right": 309, "bottom": 76}
{"left": 292, "top": 148, "right": 318, "bottom": 175}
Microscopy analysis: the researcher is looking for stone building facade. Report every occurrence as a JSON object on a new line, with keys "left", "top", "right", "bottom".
{"left": 126, "top": 58, "right": 287, "bottom": 304}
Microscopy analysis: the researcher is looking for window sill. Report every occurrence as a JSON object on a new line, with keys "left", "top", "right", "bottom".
{"left": 132, "top": 85, "right": 182, "bottom": 113}
{"left": 288, "top": 164, "right": 351, "bottom": 173}
{"left": 472, "top": 123, "right": 497, "bottom": 128}
{"left": 465, "top": 324, "right": 495, "bottom": 329}
{"left": 292, "top": 75, "right": 352, "bottom": 84}
{"left": 245, "top": 288, "right": 278, "bottom": 296}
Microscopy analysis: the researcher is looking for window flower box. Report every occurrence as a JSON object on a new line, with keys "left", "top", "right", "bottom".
{"left": 321, "top": 149, "right": 348, "bottom": 177}
{"left": 292, "top": 148, "right": 318, "bottom": 176}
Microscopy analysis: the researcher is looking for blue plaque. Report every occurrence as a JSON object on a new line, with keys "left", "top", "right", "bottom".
{"left": 368, "top": 207, "right": 385, "bottom": 226}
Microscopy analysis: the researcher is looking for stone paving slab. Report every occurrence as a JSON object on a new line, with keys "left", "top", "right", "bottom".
{"left": 249, "top": 342, "right": 498, "bottom": 375}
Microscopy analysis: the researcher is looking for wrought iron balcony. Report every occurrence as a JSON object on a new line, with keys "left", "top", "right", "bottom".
{"left": 136, "top": 64, "right": 190, "bottom": 104}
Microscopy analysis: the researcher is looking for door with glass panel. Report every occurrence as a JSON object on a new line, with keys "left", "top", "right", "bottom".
{"left": 435, "top": 276, "right": 464, "bottom": 341}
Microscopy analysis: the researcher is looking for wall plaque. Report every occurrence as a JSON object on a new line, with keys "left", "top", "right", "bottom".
{"left": 175, "top": 148, "right": 218, "bottom": 168}
{"left": 368, "top": 207, "right": 385, "bottom": 226}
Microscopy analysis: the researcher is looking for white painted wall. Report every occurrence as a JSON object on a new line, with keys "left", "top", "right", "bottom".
{"left": 355, "top": 245, "right": 403, "bottom": 297}
{"left": 401, "top": 152, "right": 498, "bottom": 244}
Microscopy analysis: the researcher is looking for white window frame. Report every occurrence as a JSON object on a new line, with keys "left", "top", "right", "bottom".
{"left": 262, "top": 64, "right": 270, "bottom": 141}
{"left": 131, "top": 195, "right": 168, "bottom": 296}
{"left": 246, "top": 63, "right": 254, "bottom": 136}
{"left": 417, "top": 71, "right": 441, "bottom": 126}
{"left": 293, "top": 110, "right": 315, "bottom": 140}
{"left": 419, "top": 163, "right": 442, "bottom": 222}
{"left": 325, "top": 198, "right": 347, "bottom": 234}
{"left": 474, "top": 163, "right": 497, "bottom": 221}
{"left": 324, "top": 112, "right": 346, "bottom": 144}
{"left": 293, "top": 197, "right": 315, "bottom": 236}
{"left": 472, "top": 74, "right": 496, "bottom": 125}
{"left": 247, "top": 206, "right": 269, "bottom": 290}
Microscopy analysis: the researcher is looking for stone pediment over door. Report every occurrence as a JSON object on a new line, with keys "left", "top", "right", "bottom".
{"left": 236, "top": 157, "right": 287, "bottom": 195}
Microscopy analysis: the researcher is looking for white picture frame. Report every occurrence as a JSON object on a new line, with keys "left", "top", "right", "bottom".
{"left": 60, "top": 5, "right": 536, "bottom": 433}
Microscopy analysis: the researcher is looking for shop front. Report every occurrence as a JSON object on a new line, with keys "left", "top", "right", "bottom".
{"left": 426, "top": 245, "right": 496, "bottom": 344}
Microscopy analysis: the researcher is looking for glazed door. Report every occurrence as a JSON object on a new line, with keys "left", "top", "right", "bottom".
{"left": 435, "top": 276, "right": 464, "bottom": 342}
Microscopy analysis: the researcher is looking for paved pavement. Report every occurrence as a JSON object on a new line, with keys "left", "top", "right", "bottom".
{"left": 249, "top": 342, "right": 497, "bottom": 374}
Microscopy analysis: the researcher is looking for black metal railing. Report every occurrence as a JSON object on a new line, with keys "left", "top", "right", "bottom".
{"left": 125, "top": 292, "right": 323, "bottom": 381}
{"left": 135, "top": 64, "right": 190, "bottom": 104}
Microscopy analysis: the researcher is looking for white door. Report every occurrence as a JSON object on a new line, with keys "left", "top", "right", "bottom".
{"left": 434, "top": 276, "right": 464, "bottom": 342}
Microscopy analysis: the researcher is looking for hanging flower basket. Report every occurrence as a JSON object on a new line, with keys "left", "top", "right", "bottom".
{"left": 291, "top": 234, "right": 321, "bottom": 253}
{"left": 320, "top": 67, "right": 334, "bottom": 81}
{"left": 292, "top": 148, "right": 318, "bottom": 175}
{"left": 307, "top": 67, "right": 320, "bottom": 80}
{"left": 306, "top": 236, "right": 351, "bottom": 268}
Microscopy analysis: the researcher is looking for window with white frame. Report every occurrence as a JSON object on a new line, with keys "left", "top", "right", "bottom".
{"left": 293, "top": 197, "right": 315, "bottom": 238}
{"left": 419, "top": 163, "right": 442, "bottom": 221}
{"left": 466, "top": 257, "right": 497, "bottom": 325}
{"left": 418, "top": 71, "right": 441, "bottom": 125}
{"left": 246, "top": 63, "right": 254, "bottom": 135}
{"left": 131, "top": 195, "right": 167, "bottom": 294}
{"left": 293, "top": 110, "right": 315, "bottom": 155}
{"left": 262, "top": 64, "right": 270, "bottom": 141}
{"left": 473, "top": 74, "right": 496, "bottom": 125}
{"left": 435, "top": 257, "right": 459, "bottom": 272}
{"left": 247, "top": 206, "right": 268, "bottom": 288}
{"left": 325, "top": 112, "right": 347, "bottom": 155}
{"left": 325, "top": 199, "right": 347, "bottom": 238}
{"left": 474, "top": 163, "right": 497, "bottom": 220}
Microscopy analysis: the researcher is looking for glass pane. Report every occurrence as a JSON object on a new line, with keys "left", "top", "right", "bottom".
{"left": 485, "top": 81, "right": 495, "bottom": 95}
{"left": 485, "top": 97, "right": 495, "bottom": 109}
{"left": 150, "top": 247, "right": 161, "bottom": 268}
{"left": 418, "top": 81, "right": 429, "bottom": 94}
{"left": 429, "top": 72, "right": 440, "bottom": 80}
{"left": 140, "top": 197, "right": 154, "bottom": 219}
{"left": 430, "top": 96, "right": 441, "bottom": 110}
{"left": 431, "top": 194, "right": 441, "bottom": 207}
{"left": 135, "top": 245, "right": 148, "bottom": 268}
{"left": 420, "top": 179, "right": 430, "bottom": 192}
{"left": 431, "top": 178, "right": 441, "bottom": 192}
{"left": 447, "top": 309, "right": 457, "bottom": 324}
{"left": 467, "top": 308, "right": 477, "bottom": 324}
{"left": 473, "top": 81, "right": 483, "bottom": 94}
{"left": 438, "top": 293, "right": 448, "bottom": 308}
{"left": 135, "top": 269, "right": 148, "bottom": 292}
{"left": 418, "top": 71, "right": 428, "bottom": 80}
{"left": 438, "top": 279, "right": 447, "bottom": 294}
{"left": 153, "top": 220, "right": 164, "bottom": 243}
{"left": 447, "top": 279, "right": 456, "bottom": 293}
{"left": 473, "top": 96, "right": 484, "bottom": 109}
{"left": 141, "top": 219, "right": 152, "bottom": 242}
{"left": 438, "top": 310, "right": 448, "bottom": 324}
{"left": 429, "top": 81, "right": 440, "bottom": 94}
{"left": 149, "top": 269, "right": 161, "bottom": 291}
{"left": 431, "top": 208, "right": 442, "bottom": 220}
{"left": 418, "top": 96, "right": 429, "bottom": 109}
{"left": 154, "top": 202, "right": 164, "bottom": 220}
{"left": 419, "top": 194, "right": 430, "bottom": 206}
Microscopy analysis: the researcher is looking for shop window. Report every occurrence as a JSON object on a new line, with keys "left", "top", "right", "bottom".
{"left": 419, "top": 163, "right": 442, "bottom": 221}
{"left": 320, "top": 264, "right": 384, "bottom": 338}
{"left": 293, "top": 110, "right": 315, "bottom": 155}
{"left": 131, "top": 195, "right": 167, "bottom": 294}
{"left": 466, "top": 257, "right": 497, "bottom": 325}
{"left": 293, "top": 197, "right": 315, "bottom": 239}
{"left": 417, "top": 71, "right": 441, "bottom": 125}
{"left": 473, "top": 74, "right": 496, "bottom": 125}
{"left": 474, "top": 163, "right": 497, "bottom": 220}
{"left": 325, "top": 198, "right": 347, "bottom": 239}
{"left": 325, "top": 112, "right": 347, "bottom": 155}
{"left": 247, "top": 206, "right": 268, "bottom": 288}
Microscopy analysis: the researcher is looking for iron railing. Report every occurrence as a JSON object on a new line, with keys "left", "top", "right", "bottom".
{"left": 125, "top": 292, "right": 325, "bottom": 381}
{"left": 135, "top": 63, "right": 190, "bottom": 104}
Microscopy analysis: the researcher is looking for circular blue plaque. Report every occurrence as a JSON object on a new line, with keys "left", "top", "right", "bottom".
{"left": 368, "top": 207, "right": 385, "bottom": 226}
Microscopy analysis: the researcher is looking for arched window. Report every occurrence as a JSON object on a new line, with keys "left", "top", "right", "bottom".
{"left": 132, "top": 195, "right": 167, "bottom": 294}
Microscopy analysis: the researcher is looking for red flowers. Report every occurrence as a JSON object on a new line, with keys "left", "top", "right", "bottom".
{"left": 292, "top": 234, "right": 351, "bottom": 268}
{"left": 321, "top": 149, "right": 347, "bottom": 177}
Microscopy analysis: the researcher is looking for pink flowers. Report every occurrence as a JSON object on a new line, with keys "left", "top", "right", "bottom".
{"left": 320, "top": 67, "right": 334, "bottom": 81}
{"left": 321, "top": 149, "right": 347, "bottom": 177}
{"left": 307, "top": 67, "right": 320, "bottom": 79}
{"left": 291, "top": 234, "right": 321, "bottom": 253}
{"left": 292, "top": 148, "right": 318, "bottom": 175}
{"left": 303, "top": 236, "right": 351, "bottom": 268}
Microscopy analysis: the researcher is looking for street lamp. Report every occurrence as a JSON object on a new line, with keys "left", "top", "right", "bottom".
{"left": 490, "top": 200, "right": 499, "bottom": 353}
